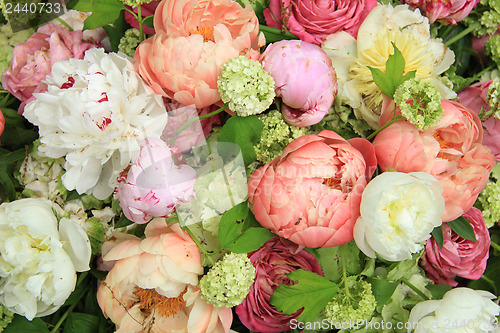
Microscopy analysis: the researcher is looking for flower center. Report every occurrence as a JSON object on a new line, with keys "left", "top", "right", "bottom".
{"left": 134, "top": 287, "right": 187, "bottom": 318}
{"left": 323, "top": 177, "right": 342, "bottom": 190}
{"left": 189, "top": 25, "right": 215, "bottom": 42}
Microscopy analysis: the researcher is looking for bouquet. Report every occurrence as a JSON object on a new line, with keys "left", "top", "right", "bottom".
{"left": 0, "top": 0, "right": 500, "bottom": 332}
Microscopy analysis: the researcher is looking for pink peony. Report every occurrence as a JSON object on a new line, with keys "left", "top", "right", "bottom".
{"left": 97, "top": 218, "right": 232, "bottom": 332}
{"left": 264, "top": 0, "right": 377, "bottom": 44}
{"left": 373, "top": 99, "right": 495, "bottom": 222}
{"left": 235, "top": 237, "right": 323, "bottom": 333}
{"left": 402, "top": 0, "right": 481, "bottom": 24}
{"left": 134, "top": 0, "right": 264, "bottom": 108}
{"left": 0, "top": 109, "right": 4, "bottom": 144}
{"left": 162, "top": 101, "right": 221, "bottom": 152}
{"left": 1, "top": 24, "right": 97, "bottom": 114}
{"left": 124, "top": 1, "right": 161, "bottom": 35}
{"left": 115, "top": 138, "right": 196, "bottom": 224}
{"left": 420, "top": 207, "right": 490, "bottom": 287}
{"left": 260, "top": 40, "right": 338, "bottom": 127}
{"left": 458, "top": 80, "right": 500, "bottom": 161}
{"left": 248, "top": 130, "right": 377, "bottom": 248}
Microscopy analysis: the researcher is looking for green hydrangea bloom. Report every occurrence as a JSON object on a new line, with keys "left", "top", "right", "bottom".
{"left": 199, "top": 252, "right": 255, "bottom": 307}
{"left": 120, "top": 0, "right": 154, "bottom": 7}
{"left": 0, "top": 303, "right": 13, "bottom": 331}
{"left": 324, "top": 277, "right": 376, "bottom": 325}
{"left": 254, "top": 109, "right": 307, "bottom": 163}
{"left": 118, "top": 28, "right": 141, "bottom": 58}
{"left": 218, "top": 56, "right": 275, "bottom": 117}
{"left": 393, "top": 78, "right": 443, "bottom": 130}
{"left": 486, "top": 77, "right": 500, "bottom": 118}
{"left": 486, "top": 35, "right": 500, "bottom": 69}
{"left": 0, "top": 23, "right": 33, "bottom": 75}
{"left": 476, "top": 163, "right": 500, "bottom": 228}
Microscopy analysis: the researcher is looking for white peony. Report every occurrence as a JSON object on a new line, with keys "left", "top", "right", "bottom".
{"left": 408, "top": 287, "right": 500, "bottom": 333}
{"left": 23, "top": 48, "right": 168, "bottom": 200}
{"left": 353, "top": 172, "right": 444, "bottom": 261}
{"left": 0, "top": 198, "right": 91, "bottom": 320}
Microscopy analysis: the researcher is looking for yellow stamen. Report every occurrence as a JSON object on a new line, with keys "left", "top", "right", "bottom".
{"left": 134, "top": 287, "right": 187, "bottom": 318}
{"left": 189, "top": 26, "right": 215, "bottom": 42}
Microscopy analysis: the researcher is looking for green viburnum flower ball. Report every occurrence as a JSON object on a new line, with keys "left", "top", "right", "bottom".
{"left": 486, "top": 35, "right": 500, "bottom": 69}
{"left": 324, "top": 278, "right": 376, "bottom": 325}
{"left": 487, "top": 77, "right": 500, "bottom": 118}
{"left": 394, "top": 78, "right": 443, "bottom": 130}
{"left": 199, "top": 252, "right": 255, "bottom": 308}
{"left": 120, "top": 0, "right": 154, "bottom": 7}
{"left": 217, "top": 56, "right": 275, "bottom": 117}
{"left": 0, "top": 303, "right": 14, "bottom": 331}
{"left": 476, "top": 164, "right": 500, "bottom": 228}
{"left": 118, "top": 28, "right": 141, "bottom": 58}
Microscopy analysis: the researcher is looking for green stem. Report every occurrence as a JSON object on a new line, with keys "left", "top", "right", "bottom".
{"left": 401, "top": 277, "right": 429, "bottom": 301}
{"left": 170, "top": 105, "right": 228, "bottom": 147}
{"left": 491, "top": 240, "right": 500, "bottom": 252}
{"left": 53, "top": 16, "right": 73, "bottom": 31}
{"left": 137, "top": 5, "right": 144, "bottom": 43}
{"left": 340, "top": 244, "right": 351, "bottom": 305}
{"left": 366, "top": 115, "right": 404, "bottom": 141}
{"left": 440, "top": 25, "right": 455, "bottom": 40}
{"left": 480, "top": 275, "right": 498, "bottom": 295}
{"left": 183, "top": 225, "right": 216, "bottom": 266}
{"left": 259, "top": 24, "right": 298, "bottom": 42}
{"left": 444, "top": 25, "right": 476, "bottom": 46}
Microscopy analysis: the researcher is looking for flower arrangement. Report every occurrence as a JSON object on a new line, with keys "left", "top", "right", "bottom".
{"left": 1, "top": 0, "right": 500, "bottom": 332}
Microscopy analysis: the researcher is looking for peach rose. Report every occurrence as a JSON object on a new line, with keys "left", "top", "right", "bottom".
{"left": 248, "top": 130, "right": 377, "bottom": 248}
{"left": 373, "top": 100, "right": 495, "bottom": 222}
{"left": 134, "top": 0, "right": 264, "bottom": 108}
{"left": 97, "top": 219, "right": 232, "bottom": 332}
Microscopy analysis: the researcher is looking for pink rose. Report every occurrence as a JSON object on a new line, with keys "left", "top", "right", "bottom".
{"left": 373, "top": 100, "right": 495, "bottom": 222}
{"left": 458, "top": 80, "right": 500, "bottom": 161}
{"left": 162, "top": 101, "right": 221, "bottom": 152}
{"left": 402, "top": 0, "right": 481, "bottom": 24}
{"left": 235, "top": 237, "right": 323, "bottom": 333}
{"left": 1, "top": 24, "right": 97, "bottom": 114}
{"left": 260, "top": 40, "right": 338, "bottom": 127}
{"left": 249, "top": 130, "right": 377, "bottom": 248}
{"left": 115, "top": 138, "right": 196, "bottom": 224}
{"left": 134, "top": 0, "right": 264, "bottom": 108}
{"left": 420, "top": 207, "right": 490, "bottom": 287}
{"left": 97, "top": 219, "right": 232, "bottom": 332}
{"left": 264, "top": 0, "right": 377, "bottom": 44}
{"left": 124, "top": 1, "right": 161, "bottom": 35}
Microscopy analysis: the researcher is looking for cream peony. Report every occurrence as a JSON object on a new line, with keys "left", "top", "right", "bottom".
{"left": 353, "top": 172, "right": 444, "bottom": 261}
{"left": 23, "top": 48, "right": 168, "bottom": 200}
{"left": 322, "top": 4, "right": 455, "bottom": 129}
{"left": 408, "top": 287, "right": 499, "bottom": 332}
{"left": 0, "top": 198, "right": 91, "bottom": 320}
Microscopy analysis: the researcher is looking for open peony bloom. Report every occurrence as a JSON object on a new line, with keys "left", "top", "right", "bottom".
{"left": 235, "top": 237, "right": 323, "bottom": 333}
{"left": 373, "top": 100, "right": 495, "bottom": 222}
{"left": 458, "top": 80, "right": 500, "bottom": 161}
{"left": 402, "top": 0, "right": 481, "bottom": 24}
{"left": 134, "top": 0, "right": 265, "bottom": 108}
{"left": 115, "top": 138, "right": 196, "bottom": 224}
{"left": 1, "top": 23, "right": 97, "bottom": 114}
{"left": 408, "top": 287, "right": 499, "bottom": 332}
{"left": 420, "top": 207, "right": 490, "bottom": 287}
{"left": 23, "top": 48, "right": 168, "bottom": 200}
{"left": 97, "top": 218, "right": 232, "bottom": 332}
{"left": 260, "top": 40, "right": 338, "bottom": 127}
{"left": 263, "top": 0, "right": 377, "bottom": 44}
{"left": 248, "top": 130, "right": 377, "bottom": 248}
{"left": 0, "top": 198, "right": 91, "bottom": 320}
{"left": 353, "top": 172, "right": 445, "bottom": 262}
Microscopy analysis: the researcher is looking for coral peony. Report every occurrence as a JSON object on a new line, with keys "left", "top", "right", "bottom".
{"left": 134, "top": 0, "right": 264, "bottom": 108}
{"left": 248, "top": 130, "right": 377, "bottom": 247}
{"left": 264, "top": 0, "right": 377, "bottom": 44}
{"left": 1, "top": 24, "right": 97, "bottom": 114}
{"left": 97, "top": 218, "right": 232, "bottom": 332}
{"left": 115, "top": 138, "right": 196, "bottom": 224}
{"left": 260, "top": 40, "right": 338, "bottom": 127}
{"left": 420, "top": 207, "right": 490, "bottom": 287}
{"left": 235, "top": 237, "right": 323, "bottom": 333}
{"left": 373, "top": 99, "right": 495, "bottom": 222}
{"left": 459, "top": 80, "right": 500, "bottom": 161}
{"left": 402, "top": 0, "right": 481, "bottom": 24}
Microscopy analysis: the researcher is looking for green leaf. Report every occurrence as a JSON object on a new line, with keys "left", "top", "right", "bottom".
{"left": 66, "top": 190, "right": 84, "bottom": 202}
{"left": 368, "top": 43, "right": 416, "bottom": 99}
{"left": 218, "top": 115, "right": 264, "bottom": 166}
{"left": 63, "top": 313, "right": 99, "bottom": 333}
{"left": 4, "top": 316, "right": 49, "bottom": 333}
{"left": 367, "top": 278, "right": 399, "bottom": 306}
{"left": 270, "top": 269, "right": 338, "bottom": 322}
{"left": 448, "top": 216, "right": 477, "bottom": 241}
{"left": 218, "top": 202, "right": 273, "bottom": 253}
{"left": 427, "top": 284, "right": 452, "bottom": 300}
{"left": 431, "top": 225, "right": 444, "bottom": 249}
{"left": 143, "top": 15, "right": 154, "bottom": 29}
{"left": 83, "top": 0, "right": 124, "bottom": 30}
{"left": 67, "top": 0, "right": 94, "bottom": 11}
{"left": 115, "top": 214, "right": 134, "bottom": 228}
{"left": 102, "top": 11, "right": 127, "bottom": 52}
